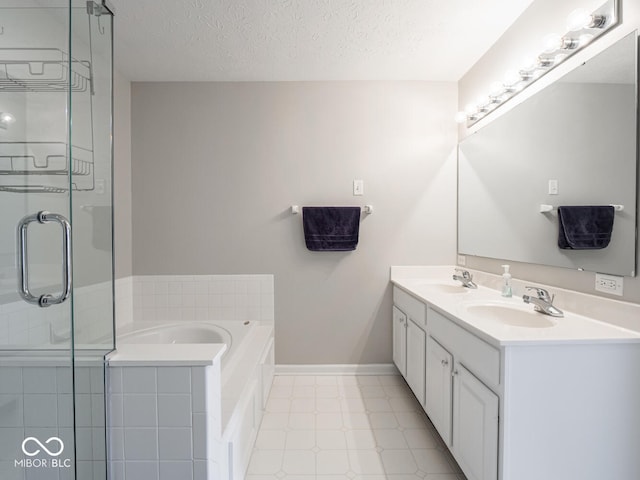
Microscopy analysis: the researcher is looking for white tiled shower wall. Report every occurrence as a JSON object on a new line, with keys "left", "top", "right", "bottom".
{"left": 0, "top": 281, "right": 114, "bottom": 347}
{"left": 119, "top": 275, "right": 274, "bottom": 327}
{"left": 0, "top": 364, "right": 106, "bottom": 480}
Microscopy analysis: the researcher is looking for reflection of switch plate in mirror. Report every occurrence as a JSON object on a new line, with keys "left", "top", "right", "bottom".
{"left": 96, "top": 179, "right": 105, "bottom": 194}
{"left": 457, "top": 254, "right": 466, "bottom": 266}
{"left": 548, "top": 179, "right": 558, "bottom": 195}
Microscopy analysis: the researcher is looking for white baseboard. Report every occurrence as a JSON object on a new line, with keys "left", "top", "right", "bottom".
{"left": 275, "top": 363, "right": 398, "bottom": 376}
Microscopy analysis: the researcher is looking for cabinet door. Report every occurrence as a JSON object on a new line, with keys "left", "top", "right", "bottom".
{"left": 406, "top": 318, "right": 426, "bottom": 406}
{"left": 425, "top": 335, "right": 453, "bottom": 445}
{"left": 453, "top": 363, "right": 499, "bottom": 480}
{"left": 392, "top": 306, "right": 407, "bottom": 377}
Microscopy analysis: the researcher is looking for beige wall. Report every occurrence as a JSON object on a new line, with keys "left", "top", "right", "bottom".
{"left": 458, "top": 0, "right": 640, "bottom": 304}
{"left": 114, "top": 70, "right": 132, "bottom": 279}
{"left": 130, "top": 81, "right": 458, "bottom": 364}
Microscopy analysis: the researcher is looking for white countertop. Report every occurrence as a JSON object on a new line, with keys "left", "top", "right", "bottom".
{"left": 107, "top": 343, "right": 227, "bottom": 366}
{"left": 391, "top": 266, "right": 640, "bottom": 347}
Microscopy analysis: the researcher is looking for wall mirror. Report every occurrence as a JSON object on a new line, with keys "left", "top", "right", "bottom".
{"left": 458, "top": 31, "right": 638, "bottom": 276}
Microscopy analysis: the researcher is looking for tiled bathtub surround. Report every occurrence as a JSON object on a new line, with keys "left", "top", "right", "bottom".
{"left": 108, "top": 274, "right": 275, "bottom": 479}
{"left": 107, "top": 321, "right": 275, "bottom": 480}
{"left": 108, "top": 365, "right": 222, "bottom": 480}
{"left": 129, "top": 275, "right": 274, "bottom": 325}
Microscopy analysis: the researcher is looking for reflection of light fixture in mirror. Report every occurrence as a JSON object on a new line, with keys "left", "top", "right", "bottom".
{"left": 455, "top": 0, "right": 619, "bottom": 126}
{"left": 0, "top": 112, "right": 15, "bottom": 130}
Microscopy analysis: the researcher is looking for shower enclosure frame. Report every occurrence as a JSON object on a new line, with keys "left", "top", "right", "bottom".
{"left": 0, "top": 1, "right": 115, "bottom": 479}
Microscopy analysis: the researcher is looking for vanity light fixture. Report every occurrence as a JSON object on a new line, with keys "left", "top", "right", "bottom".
{"left": 456, "top": 0, "right": 619, "bottom": 126}
{"left": 0, "top": 112, "right": 15, "bottom": 129}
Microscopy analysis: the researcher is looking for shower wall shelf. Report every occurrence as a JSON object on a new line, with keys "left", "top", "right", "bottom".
{"left": 0, "top": 143, "right": 95, "bottom": 193}
{"left": 0, "top": 48, "right": 95, "bottom": 193}
{"left": 0, "top": 48, "right": 91, "bottom": 93}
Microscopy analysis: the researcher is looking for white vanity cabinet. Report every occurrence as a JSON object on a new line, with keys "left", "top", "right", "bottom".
{"left": 424, "top": 335, "right": 452, "bottom": 445}
{"left": 393, "top": 287, "right": 427, "bottom": 406}
{"left": 388, "top": 255, "right": 640, "bottom": 480}
{"left": 452, "top": 363, "right": 499, "bottom": 480}
{"left": 406, "top": 318, "right": 426, "bottom": 405}
{"left": 428, "top": 306, "right": 499, "bottom": 480}
{"left": 392, "top": 306, "right": 407, "bottom": 377}
{"left": 392, "top": 282, "right": 640, "bottom": 480}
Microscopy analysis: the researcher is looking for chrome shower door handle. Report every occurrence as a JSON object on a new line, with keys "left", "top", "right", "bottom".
{"left": 17, "top": 211, "right": 72, "bottom": 307}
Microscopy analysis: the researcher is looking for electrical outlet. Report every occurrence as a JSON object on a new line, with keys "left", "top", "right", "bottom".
{"left": 457, "top": 254, "right": 466, "bottom": 266}
{"left": 595, "top": 273, "right": 623, "bottom": 296}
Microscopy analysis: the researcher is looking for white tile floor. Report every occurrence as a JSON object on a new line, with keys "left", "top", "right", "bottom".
{"left": 247, "top": 375, "right": 467, "bottom": 480}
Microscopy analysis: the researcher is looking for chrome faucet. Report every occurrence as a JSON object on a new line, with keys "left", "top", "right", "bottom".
{"left": 453, "top": 268, "right": 477, "bottom": 289}
{"left": 522, "top": 286, "right": 564, "bottom": 317}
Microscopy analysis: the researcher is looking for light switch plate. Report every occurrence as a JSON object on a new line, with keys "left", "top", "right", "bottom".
{"left": 548, "top": 179, "right": 558, "bottom": 195}
{"left": 353, "top": 179, "right": 364, "bottom": 196}
{"left": 457, "top": 254, "right": 466, "bottom": 266}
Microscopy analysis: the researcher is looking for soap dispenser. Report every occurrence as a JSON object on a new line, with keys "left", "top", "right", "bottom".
{"left": 501, "top": 264, "right": 512, "bottom": 298}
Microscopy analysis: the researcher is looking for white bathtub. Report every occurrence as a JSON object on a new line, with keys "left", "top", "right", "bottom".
{"left": 116, "top": 320, "right": 254, "bottom": 369}
{"left": 110, "top": 319, "right": 274, "bottom": 480}
{"left": 119, "top": 321, "right": 231, "bottom": 345}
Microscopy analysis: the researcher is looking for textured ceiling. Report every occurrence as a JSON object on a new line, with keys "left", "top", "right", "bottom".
{"left": 111, "top": 0, "right": 536, "bottom": 82}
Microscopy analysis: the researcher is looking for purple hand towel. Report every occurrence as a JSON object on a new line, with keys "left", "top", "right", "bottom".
{"left": 302, "top": 207, "right": 361, "bottom": 251}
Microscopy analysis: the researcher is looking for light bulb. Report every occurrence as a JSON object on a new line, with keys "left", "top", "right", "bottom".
{"left": 489, "top": 81, "right": 504, "bottom": 97}
{"left": 476, "top": 95, "right": 490, "bottom": 107}
{"left": 566, "top": 8, "right": 592, "bottom": 31}
{"left": 504, "top": 70, "right": 521, "bottom": 87}
{"left": 543, "top": 33, "right": 563, "bottom": 53}
{"left": 464, "top": 103, "right": 478, "bottom": 116}
{"left": 454, "top": 111, "right": 468, "bottom": 124}
{"left": 521, "top": 54, "right": 538, "bottom": 72}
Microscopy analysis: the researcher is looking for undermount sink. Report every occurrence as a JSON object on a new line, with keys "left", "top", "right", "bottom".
{"left": 464, "top": 303, "right": 557, "bottom": 328}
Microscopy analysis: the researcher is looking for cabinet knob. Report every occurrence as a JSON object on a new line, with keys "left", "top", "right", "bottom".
{"left": 441, "top": 359, "right": 449, "bottom": 367}
{"left": 452, "top": 369, "right": 459, "bottom": 376}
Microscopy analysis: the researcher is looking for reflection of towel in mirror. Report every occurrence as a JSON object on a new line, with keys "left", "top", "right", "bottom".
{"left": 557, "top": 206, "right": 614, "bottom": 250}
{"left": 302, "top": 207, "right": 361, "bottom": 251}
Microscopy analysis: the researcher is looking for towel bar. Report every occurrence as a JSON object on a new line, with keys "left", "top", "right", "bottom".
{"left": 540, "top": 204, "right": 623, "bottom": 213}
{"left": 291, "top": 205, "right": 373, "bottom": 214}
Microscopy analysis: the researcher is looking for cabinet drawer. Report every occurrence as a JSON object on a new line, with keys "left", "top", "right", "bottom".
{"left": 428, "top": 307, "right": 500, "bottom": 387}
{"left": 393, "top": 286, "right": 426, "bottom": 328}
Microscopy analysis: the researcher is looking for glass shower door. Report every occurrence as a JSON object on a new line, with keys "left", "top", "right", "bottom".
{"left": 71, "top": 2, "right": 114, "bottom": 479}
{"left": 0, "top": 2, "right": 114, "bottom": 479}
